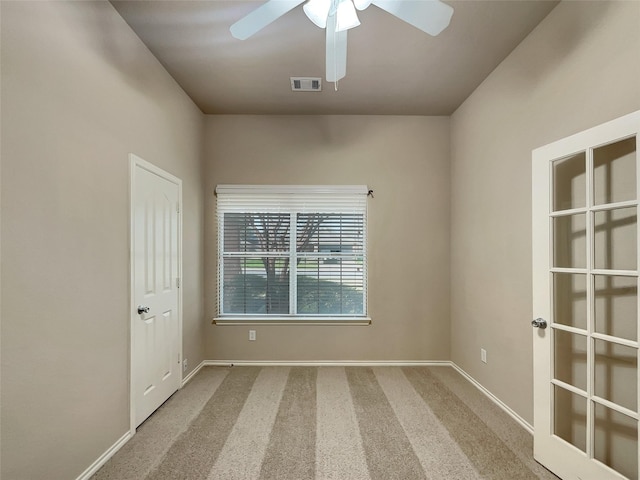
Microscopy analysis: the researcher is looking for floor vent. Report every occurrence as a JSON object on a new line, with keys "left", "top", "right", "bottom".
{"left": 290, "top": 77, "right": 322, "bottom": 92}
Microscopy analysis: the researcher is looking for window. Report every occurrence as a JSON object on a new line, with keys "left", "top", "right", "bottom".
{"left": 215, "top": 185, "right": 368, "bottom": 323}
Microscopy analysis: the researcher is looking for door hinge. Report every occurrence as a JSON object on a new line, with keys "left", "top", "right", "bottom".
{"left": 176, "top": 202, "right": 180, "bottom": 214}
{"left": 176, "top": 277, "right": 180, "bottom": 288}
{"left": 178, "top": 353, "right": 181, "bottom": 364}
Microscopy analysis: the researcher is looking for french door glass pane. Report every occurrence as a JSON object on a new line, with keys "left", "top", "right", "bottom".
{"left": 594, "top": 339, "right": 637, "bottom": 412}
{"left": 594, "top": 207, "right": 637, "bottom": 271}
{"left": 593, "top": 137, "right": 637, "bottom": 206}
{"left": 594, "top": 403, "right": 638, "bottom": 480}
{"left": 554, "top": 214, "right": 587, "bottom": 268}
{"left": 553, "top": 152, "right": 586, "bottom": 211}
{"left": 594, "top": 275, "right": 638, "bottom": 341}
{"left": 553, "top": 273, "right": 587, "bottom": 329}
{"left": 554, "top": 330, "right": 588, "bottom": 391}
{"left": 554, "top": 385, "right": 587, "bottom": 452}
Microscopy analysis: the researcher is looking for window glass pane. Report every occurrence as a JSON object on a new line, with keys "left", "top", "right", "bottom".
{"left": 595, "top": 275, "right": 637, "bottom": 341}
{"left": 594, "top": 207, "right": 637, "bottom": 271}
{"left": 553, "top": 152, "right": 586, "bottom": 211}
{"left": 296, "top": 213, "right": 365, "bottom": 316}
{"left": 217, "top": 187, "right": 368, "bottom": 319}
{"left": 554, "top": 385, "right": 586, "bottom": 452}
{"left": 553, "top": 214, "right": 587, "bottom": 268}
{"left": 593, "top": 137, "right": 636, "bottom": 206}
{"left": 223, "top": 257, "right": 289, "bottom": 314}
{"left": 296, "top": 213, "right": 364, "bottom": 253}
{"left": 224, "top": 213, "right": 290, "bottom": 253}
{"left": 297, "top": 258, "right": 364, "bottom": 315}
{"left": 553, "top": 273, "right": 587, "bottom": 330}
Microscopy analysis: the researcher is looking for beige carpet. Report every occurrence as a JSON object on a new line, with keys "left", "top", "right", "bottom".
{"left": 92, "top": 366, "right": 558, "bottom": 480}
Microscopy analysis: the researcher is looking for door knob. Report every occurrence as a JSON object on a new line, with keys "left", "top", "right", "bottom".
{"left": 532, "top": 318, "right": 547, "bottom": 329}
{"left": 137, "top": 305, "right": 150, "bottom": 314}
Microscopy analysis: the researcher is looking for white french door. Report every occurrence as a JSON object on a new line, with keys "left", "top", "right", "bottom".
{"left": 533, "top": 111, "right": 640, "bottom": 479}
{"left": 130, "top": 155, "right": 182, "bottom": 428}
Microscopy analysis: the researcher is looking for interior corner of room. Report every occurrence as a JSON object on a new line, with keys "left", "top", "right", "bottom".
{"left": 1, "top": 0, "right": 639, "bottom": 479}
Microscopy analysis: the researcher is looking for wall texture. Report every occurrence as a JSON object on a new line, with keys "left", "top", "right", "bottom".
{"left": 204, "top": 115, "right": 451, "bottom": 362}
{"left": 0, "top": 2, "right": 205, "bottom": 479}
{"left": 450, "top": 0, "right": 640, "bottom": 425}
{"left": 4, "top": 0, "right": 639, "bottom": 477}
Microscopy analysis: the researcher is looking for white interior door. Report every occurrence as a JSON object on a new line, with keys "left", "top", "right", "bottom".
{"left": 533, "top": 111, "right": 640, "bottom": 479}
{"left": 131, "top": 155, "right": 182, "bottom": 428}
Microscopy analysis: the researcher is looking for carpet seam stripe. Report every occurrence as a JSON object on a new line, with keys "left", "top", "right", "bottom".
{"left": 402, "top": 367, "right": 540, "bottom": 480}
{"left": 145, "top": 366, "right": 261, "bottom": 480}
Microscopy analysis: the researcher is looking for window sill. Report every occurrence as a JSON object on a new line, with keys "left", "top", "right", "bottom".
{"left": 212, "top": 317, "right": 371, "bottom": 326}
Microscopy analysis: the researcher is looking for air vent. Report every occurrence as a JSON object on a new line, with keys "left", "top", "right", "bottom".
{"left": 290, "top": 77, "right": 322, "bottom": 92}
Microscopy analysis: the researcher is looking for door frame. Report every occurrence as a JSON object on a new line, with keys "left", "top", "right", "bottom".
{"left": 532, "top": 110, "right": 640, "bottom": 479}
{"left": 129, "top": 153, "right": 183, "bottom": 433}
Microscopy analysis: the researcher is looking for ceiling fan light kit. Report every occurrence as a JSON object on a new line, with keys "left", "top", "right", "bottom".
{"left": 303, "top": 0, "right": 331, "bottom": 28}
{"left": 230, "top": 0, "right": 454, "bottom": 85}
{"left": 334, "top": 0, "right": 361, "bottom": 32}
{"left": 303, "top": 0, "right": 361, "bottom": 32}
{"left": 353, "top": 0, "right": 373, "bottom": 10}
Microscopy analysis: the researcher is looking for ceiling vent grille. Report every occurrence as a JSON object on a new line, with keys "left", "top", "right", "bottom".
{"left": 290, "top": 77, "right": 322, "bottom": 92}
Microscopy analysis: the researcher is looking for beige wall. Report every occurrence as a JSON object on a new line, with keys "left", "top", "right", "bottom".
{"left": 204, "top": 115, "right": 451, "bottom": 362}
{"left": 0, "top": 2, "right": 205, "bottom": 479}
{"left": 3, "top": 0, "right": 639, "bottom": 477}
{"left": 450, "top": 0, "right": 640, "bottom": 424}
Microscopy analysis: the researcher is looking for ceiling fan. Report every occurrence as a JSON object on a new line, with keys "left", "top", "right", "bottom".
{"left": 230, "top": 0, "right": 454, "bottom": 84}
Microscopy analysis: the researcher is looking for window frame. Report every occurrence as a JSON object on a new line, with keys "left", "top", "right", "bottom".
{"left": 214, "top": 185, "right": 371, "bottom": 325}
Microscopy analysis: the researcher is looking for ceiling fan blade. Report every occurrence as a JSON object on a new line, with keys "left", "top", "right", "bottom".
{"left": 230, "top": 0, "right": 306, "bottom": 40}
{"left": 371, "top": 0, "right": 453, "bottom": 36}
{"left": 326, "top": 14, "right": 347, "bottom": 82}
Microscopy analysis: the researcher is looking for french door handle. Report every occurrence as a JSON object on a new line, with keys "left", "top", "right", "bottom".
{"left": 532, "top": 318, "right": 547, "bottom": 329}
{"left": 137, "top": 305, "right": 150, "bottom": 315}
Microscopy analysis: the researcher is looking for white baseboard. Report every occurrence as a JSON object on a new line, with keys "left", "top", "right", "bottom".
{"left": 182, "top": 359, "right": 207, "bottom": 386}
{"left": 450, "top": 362, "right": 533, "bottom": 434}
{"left": 77, "top": 359, "right": 207, "bottom": 480}
{"left": 75, "top": 430, "right": 132, "bottom": 480}
{"left": 76, "top": 358, "right": 208, "bottom": 479}
{"left": 201, "top": 360, "right": 451, "bottom": 367}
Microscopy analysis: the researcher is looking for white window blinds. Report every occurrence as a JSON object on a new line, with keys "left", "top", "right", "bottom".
{"left": 216, "top": 185, "right": 368, "bottom": 319}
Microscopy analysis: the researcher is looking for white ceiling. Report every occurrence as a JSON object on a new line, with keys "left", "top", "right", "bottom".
{"left": 111, "top": 0, "right": 559, "bottom": 115}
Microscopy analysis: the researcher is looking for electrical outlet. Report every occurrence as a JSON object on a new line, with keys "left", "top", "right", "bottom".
{"left": 249, "top": 329, "right": 256, "bottom": 341}
{"left": 481, "top": 348, "right": 487, "bottom": 363}
{"left": 183, "top": 359, "right": 188, "bottom": 372}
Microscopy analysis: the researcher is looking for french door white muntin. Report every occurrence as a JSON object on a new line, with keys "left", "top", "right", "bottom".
{"left": 130, "top": 155, "right": 183, "bottom": 429}
{"left": 533, "top": 110, "right": 640, "bottom": 480}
